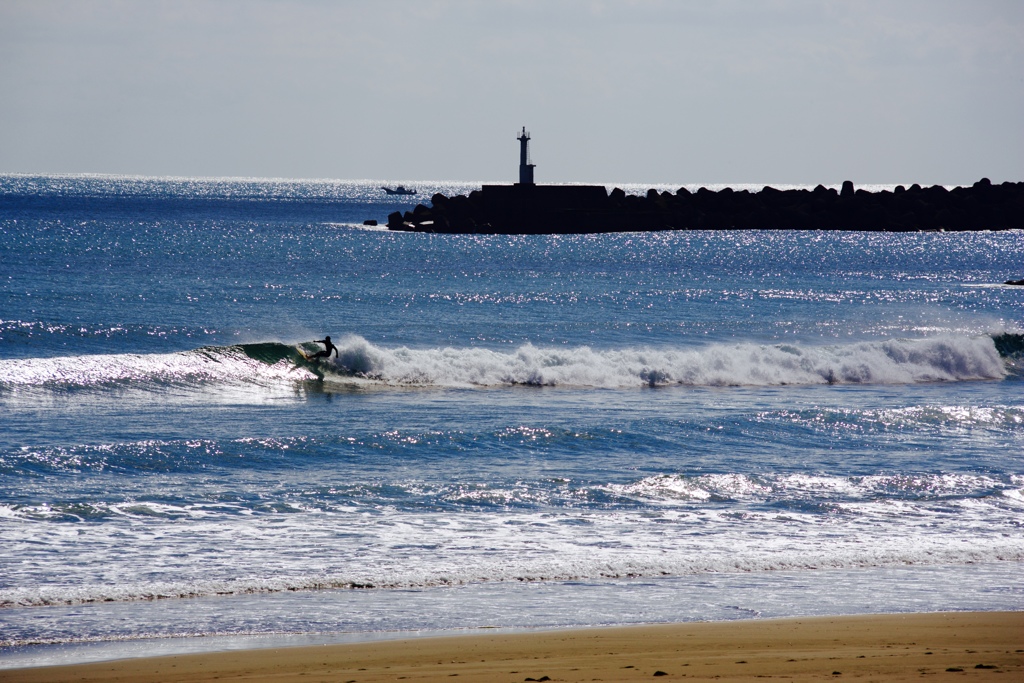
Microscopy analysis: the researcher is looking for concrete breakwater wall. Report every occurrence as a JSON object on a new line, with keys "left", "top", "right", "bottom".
{"left": 386, "top": 178, "right": 1023, "bottom": 234}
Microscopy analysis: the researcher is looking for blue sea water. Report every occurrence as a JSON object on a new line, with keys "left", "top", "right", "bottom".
{"left": 1, "top": 174, "right": 1022, "bottom": 668}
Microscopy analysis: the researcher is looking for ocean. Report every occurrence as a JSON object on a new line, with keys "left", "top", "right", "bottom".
{"left": 1, "top": 174, "right": 1021, "bottom": 668}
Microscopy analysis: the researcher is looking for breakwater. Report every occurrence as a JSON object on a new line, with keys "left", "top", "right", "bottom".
{"left": 386, "top": 178, "right": 1023, "bottom": 234}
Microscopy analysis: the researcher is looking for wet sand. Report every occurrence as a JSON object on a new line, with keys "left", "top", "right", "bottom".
{"left": 5, "top": 611, "right": 1022, "bottom": 682}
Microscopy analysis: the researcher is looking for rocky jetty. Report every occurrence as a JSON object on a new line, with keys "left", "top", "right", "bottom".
{"left": 386, "top": 178, "right": 1024, "bottom": 234}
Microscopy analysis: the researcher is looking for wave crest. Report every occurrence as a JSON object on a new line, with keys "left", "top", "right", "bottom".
{"left": 321, "top": 334, "right": 1006, "bottom": 388}
{"left": 0, "top": 343, "right": 315, "bottom": 391}
{"left": 0, "top": 334, "right": 1008, "bottom": 391}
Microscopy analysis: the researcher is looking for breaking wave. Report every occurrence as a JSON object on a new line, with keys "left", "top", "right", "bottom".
{"left": 5, "top": 542, "right": 1023, "bottom": 611}
{"left": 0, "top": 342, "right": 315, "bottom": 391}
{"left": 325, "top": 334, "right": 1010, "bottom": 387}
{"left": 0, "top": 333, "right": 1015, "bottom": 392}
{"left": 2, "top": 470, "right": 1021, "bottom": 610}
{"left": 3, "top": 519, "right": 1021, "bottom": 610}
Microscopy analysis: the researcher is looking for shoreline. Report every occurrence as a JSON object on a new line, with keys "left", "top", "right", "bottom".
{"left": 4, "top": 611, "right": 1021, "bottom": 682}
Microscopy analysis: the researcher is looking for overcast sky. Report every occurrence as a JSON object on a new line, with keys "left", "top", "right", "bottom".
{"left": 2, "top": 0, "right": 1022, "bottom": 185}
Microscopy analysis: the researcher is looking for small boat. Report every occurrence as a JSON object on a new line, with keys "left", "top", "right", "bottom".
{"left": 381, "top": 186, "right": 417, "bottom": 196}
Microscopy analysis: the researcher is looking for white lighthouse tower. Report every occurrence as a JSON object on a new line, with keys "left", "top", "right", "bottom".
{"left": 517, "top": 127, "right": 535, "bottom": 186}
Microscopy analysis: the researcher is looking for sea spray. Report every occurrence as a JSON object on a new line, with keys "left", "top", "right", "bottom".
{"left": 323, "top": 334, "right": 1006, "bottom": 387}
{"left": 0, "top": 334, "right": 1009, "bottom": 392}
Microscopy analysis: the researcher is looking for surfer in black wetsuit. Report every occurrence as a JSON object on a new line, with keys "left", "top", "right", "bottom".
{"left": 309, "top": 336, "right": 338, "bottom": 360}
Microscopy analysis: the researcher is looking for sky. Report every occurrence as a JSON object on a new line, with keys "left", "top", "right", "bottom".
{"left": 1, "top": 0, "right": 1022, "bottom": 185}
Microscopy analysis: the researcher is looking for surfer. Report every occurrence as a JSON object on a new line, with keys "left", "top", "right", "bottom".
{"left": 309, "top": 336, "right": 338, "bottom": 360}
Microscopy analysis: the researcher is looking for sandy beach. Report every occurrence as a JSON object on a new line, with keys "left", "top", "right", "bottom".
{"left": 5, "top": 611, "right": 1021, "bottom": 683}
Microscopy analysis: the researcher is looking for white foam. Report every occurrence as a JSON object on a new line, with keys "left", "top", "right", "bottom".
{"left": 3, "top": 533, "right": 1020, "bottom": 609}
{"left": 603, "top": 472, "right": 1013, "bottom": 505}
{"left": 323, "top": 334, "right": 1006, "bottom": 388}
{"left": 2, "top": 472, "right": 1021, "bottom": 608}
{"left": 0, "top": 335, "right": 1007, "bottom": 392}
{"left": 1002, "top": 488, "right": 1024, "bottom": 505}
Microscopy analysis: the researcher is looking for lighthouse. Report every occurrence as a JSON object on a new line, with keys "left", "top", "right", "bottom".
{"left": 517, "top": 127, "right": 535, "bottom": 185}
{"left": 389, "top": 127, "right": 611, "bottom": 233}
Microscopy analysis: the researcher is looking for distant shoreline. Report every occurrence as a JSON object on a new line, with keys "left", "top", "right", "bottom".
{"left": 386, "top": 177, "right": 1024, "bottom": 234}
{"left": 5, "top": 612, "right": 1021, "bottom": 682}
